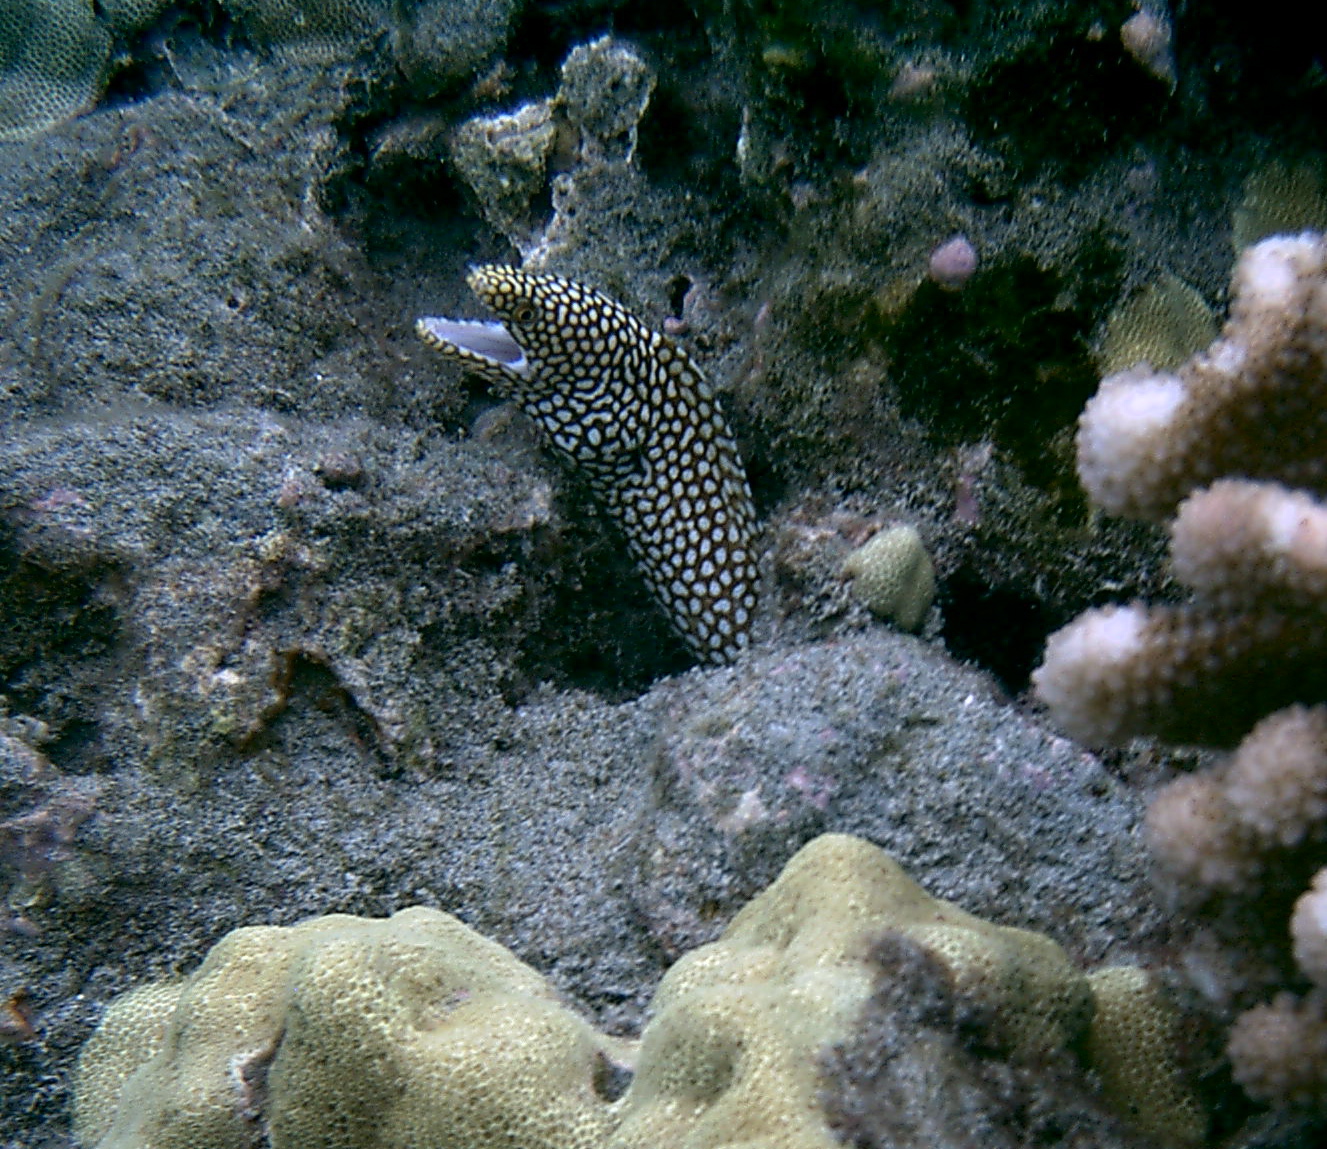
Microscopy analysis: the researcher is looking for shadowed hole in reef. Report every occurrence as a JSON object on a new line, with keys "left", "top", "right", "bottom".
{"left": 592, "top": 1050, "right": 634, "bottom": 1102}
{"left": 962, "top": 27, "right": 1171, "bottom": 180}
{"left": 882, "top": 243, "right": 1122, "bottom": 493}
{"left": 939, "top": 567, "right": 1051, "bottom": 695}
{"left": 390, "top": 470, "right": 694, "bottom": 702}
{"left": 505, "top": 485, "right": 695, "bottom": 699}
{"left": 0, "top": 547, "right": 122, "bottom": 772}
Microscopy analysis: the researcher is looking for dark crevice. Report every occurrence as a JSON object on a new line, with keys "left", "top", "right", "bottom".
{"left": 1175, "top": 0, "right": 1327, "bottom": 142}
{"left": 962, "top": 8, "right": 1170, "bottom": 181}
{"left": 884, "top": 244, "right": 1123, "bottom": 486}
{"left": 99, "top": 3, "right": 235, "bottom": 110}
{"left": 506, "top": 489, "right": 695, "bottom": 698}
{"left": 666, "top": 275, "right": 691, "bottom": 319}
{"left": 939, "top": 567, "right": 1053, "bottom": 695}
{"left": 263, "top": 652, "right": 393, "bottom": 773}
{"left": 0, "top": 550, "right": 122, "bottom": 774}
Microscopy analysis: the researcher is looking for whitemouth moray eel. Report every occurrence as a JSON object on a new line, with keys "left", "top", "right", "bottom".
{"left": 417, "top": 266, "right": 758, "bottom": 665}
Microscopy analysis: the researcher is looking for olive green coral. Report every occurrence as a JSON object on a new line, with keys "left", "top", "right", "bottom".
{"left": 0, "top": 0, "right": 109, "bottom": 142}
{"left": 1096, "top": 271, "right": 1216, "bottom": 378}
{"left": 612, "top": 833, "right": 1095, "bottom": 1149}
{"left": 74, "top": 907, "right": 624, "bottom": 1149}
{"left": 74, "top": 835, "right": 1201, "bottom": 1149}
{"left": 1087, "top": 966, "right": 1205, "bottom": 1146}
{"left": 842, "top": 524, "right": 936, "bottom": 632}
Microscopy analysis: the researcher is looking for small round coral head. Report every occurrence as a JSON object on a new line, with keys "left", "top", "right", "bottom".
{"left": 843, "top": 524, "right": 936, "bottom": 632}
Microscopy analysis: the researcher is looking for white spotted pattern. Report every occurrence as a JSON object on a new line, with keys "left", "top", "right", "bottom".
{"left": 417, "top": 266, "right": 758, "bottom": 664}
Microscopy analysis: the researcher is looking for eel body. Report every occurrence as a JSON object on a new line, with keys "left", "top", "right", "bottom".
{"left": 417, "top": 266, "right": 757, "bottom": 665}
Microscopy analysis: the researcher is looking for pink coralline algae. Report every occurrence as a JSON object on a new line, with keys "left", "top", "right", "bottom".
{"left": 928, "top": 234, "right": 979, "bottom": 291}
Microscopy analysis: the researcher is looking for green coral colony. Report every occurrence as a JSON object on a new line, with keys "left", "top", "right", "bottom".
{"left": 418, "top": 267, "right": 760, "bottom": 665}
{"left": 74, "top": 835, "right": 1201, "bottom": 1149}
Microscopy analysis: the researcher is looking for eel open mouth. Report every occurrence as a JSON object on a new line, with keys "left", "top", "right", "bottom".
{"left": 416, "top": 318, "right": 530, "bottom": 377}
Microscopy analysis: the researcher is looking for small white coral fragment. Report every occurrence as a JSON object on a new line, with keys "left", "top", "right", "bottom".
{"left": 842, "top": 524, "right": 935, "bottom": 632}
{"left": 449, "top": 100, "right": 557, "bottom": 242}
{"left": 1119, "top": 6, "right": 1176, "bottom": 88}
{"left": 557, "top": 35, "right": 654, "bottom": 165}
{"left": 1293, "top": 868, "right": 1327, "bottom": 987}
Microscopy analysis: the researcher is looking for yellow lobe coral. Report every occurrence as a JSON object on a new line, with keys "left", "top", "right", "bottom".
{"left": 74, "top": 908, "right": 624, "bottom": 1149}
{"left": 73, "top": 835, "right": 1200, "bottom": 1149}
{"left": 1087, "top": 966, "right": 1205, "bottom": 1147}
{"left": 842, "top": 524, "right": 935, "bottom": 632}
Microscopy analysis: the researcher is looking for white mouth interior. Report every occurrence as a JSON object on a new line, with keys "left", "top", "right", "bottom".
{"left": 419, "top": 318, "right": 529, "bottom": 376}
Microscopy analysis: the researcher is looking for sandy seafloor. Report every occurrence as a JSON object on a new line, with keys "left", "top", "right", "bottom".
{"left": 2, "top": 0, "right": 1325, "bottom": 1145}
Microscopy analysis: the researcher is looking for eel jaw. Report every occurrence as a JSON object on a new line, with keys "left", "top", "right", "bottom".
{"left": 415, "top": 317, "right": 530, "bottom": 378}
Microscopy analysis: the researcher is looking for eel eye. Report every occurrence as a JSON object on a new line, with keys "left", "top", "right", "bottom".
{"left": 512, "top": 302, "right": 536, "bottom": 324}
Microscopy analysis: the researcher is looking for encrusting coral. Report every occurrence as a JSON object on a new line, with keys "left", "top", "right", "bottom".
{"left": 0, "top": 0, "right": 110, "bottom": 142}
{"left": 1095, "top": 270, "right": 1216, "bottom": 378}
{"left": 1231, "top": 160, "right": 1327, "bottom": 254}
{"left": 1033, "top": 230, "right": 1327, "bottom": 1108}
{"left": 74, "top": 906, "right": 626, "bottom": 1149}
{"left": 72, "top": 834, "right": 1200, "bottom": 1149}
